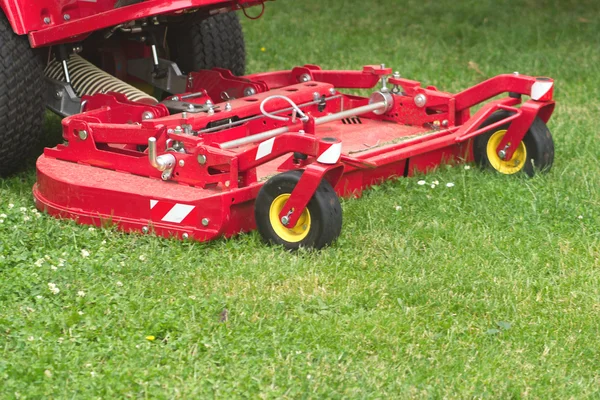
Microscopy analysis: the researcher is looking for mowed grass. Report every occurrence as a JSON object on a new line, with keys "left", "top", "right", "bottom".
{"left": 1, "top": 0, "right": 600, "bottom": 397}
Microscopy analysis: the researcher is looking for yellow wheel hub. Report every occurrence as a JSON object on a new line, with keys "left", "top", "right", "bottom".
{"left": 269, "top": 194, "right": 311, "bottom": 243}
{"left": 486, "top": 130, "right": 527, "bottom": 174}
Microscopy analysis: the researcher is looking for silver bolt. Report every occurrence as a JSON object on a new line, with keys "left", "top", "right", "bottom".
{"left": 182, "top": 233, "right": 189, "bottom": 239}
{"left": 55, "top": 90, "right": 63, "bottom": 99}
{"left": 142, "top": 226, "right": 149, "bottom": 234}
{"left": 380, "top": 63, "right": 386, "bottom": 69}
{"left": 78, "top": 130, "right": 88, "bottom": 140}
{"left": 225, "top": 180, "right": 230, "bottom": 188}
{"left": 63, "top": 14, "right": 70, "bottom": 21}
{"left": 201, "top": 218, "right": 209, "bottom": 226}
{"left": 197, "top": 154, "right": 207, "bottom": 165}
{"left": 141, "top": 111, "right": 154, "bottom": 120}
{"left": 161, "top": 172, "right": 170, "bottom": 181}
{"left": 513, "top": 71, "right": 520, "bottom": 76}
{"left": 329, "top": 88, "right": 336, "bottom": 95}
{"left": 299, "top": 74, "right": 311, "bottom": 83}
{"left": 187, "top": 104, "right": 195, "bottom": 111}
{"left": 281, "top": 216, "right": 289, "bottom": 226}
{"left": 244, "top": 87, "right": 256, "bottom": 97}
{"left": 498, "top": 150, "right": 507, "bottom": 160}
{"left": 178, "top": 160, "right": 185, "bottom": 167}
{"left": 167, "top": 129, "right": 174, "bottom": 134}
{"left": 172, "top": 96, "right": 179, "bottom": 101}
{"left": 298, "top": 130, "right": 306, "bottom": 134}
{"left": 313, "top": 92, "right": 321, "bottom": 101}
{"left": 206, "top": 100, "right": 213, "bottom": 106}
{"left": 181, "top": 112, "right": 187, "bottom": 119}
{"left": 43, "top": 17, "right": 51, "bottom": 24}
{"left": 442, "top": 120, "right": 449, "bottom": 127}
{"left": 174, "top": 126, "right": 183, "bottom": 134}
{"left": 225, "top": 102, "right": 232, "bottom": 111}
{"left": 393, "top": 71, "right": 401, "bottom": 79}
{"left": 414, "top": 94, "right": 427, "bottom": 108}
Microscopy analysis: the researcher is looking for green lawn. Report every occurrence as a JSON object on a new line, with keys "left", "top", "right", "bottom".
{"left": 1, "top": 0, "right": 600, "bottom": 397}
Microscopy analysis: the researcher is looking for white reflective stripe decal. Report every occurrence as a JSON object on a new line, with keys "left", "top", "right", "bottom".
{"left": 161, "top": 204, "right": 195, "bottom": 224}
{"left": 150, "top": 200, "right": 158, "bottom": 209}
{"left": 531, "top": 81, "right": 553, "bottom": 100}
{"left": 317, "top": 142, "right": 342, "bottom": 164}
{"left": 255, "top": 138, "right": 275, "bottom": 160}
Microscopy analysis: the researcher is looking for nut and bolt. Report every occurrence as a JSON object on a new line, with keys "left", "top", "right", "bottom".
{"left": 201, "top": 218, "right": 210, "bottom": 226}
{"left": 197, "top": 154, "right": 207, "bottom": 165}
{"left": 243, "top": 87, "right": 256, "bottom": 97}
{"left": 178, "top": 160, "right": 185, "bottom": 167}
{"left": 313, "top": 92, "right": 321, "bottom": 101}
{"left": 281, "top": 216, "right": 289, "bottom": 226}
{"left": 225, "top": 102, "right": 232, "bottom": 111}
{"left": 141, "top": 111, "right": 154, "bottom": 120}
{"left": 142, "top": 226, "right": 149, "bottom": 234}
{"left": 182, "top": 233, "right": 189, "bottom": 239}
{"left": 329, "top": 88, "right": 336, "bottom": 95}
{"left": 498, "top": 150, "right": 507, "bottom": 160}
{"left": 393, "top": 71, "right": 401, "bottom": 79}
{"left": 181, "top": 112, "right": 187, "bottom": 119}
{"left": 55, "top": 90, "right": 63, "bottom": 99}
{"left": 78, "top": 130, "right": 88, "bottom": 140}
{"left": 513, "top": 71, "right": 520, "bottom": 76}
{"left": 299, "top": 74, "right": 311, "bottom": 83}
{"left": 63, "top": 14, "right": 70, "bottom": 21}
{"left": 171, "top": 96, "right": 179, "bottom": 101}
{"left": 442, "top": 120, "right": 449, "bottom": 127}
{"left": 174, "top": 126, "right": 183, "bottom": 134}
{"left": 43, "top": 17, "right": 51, "bottom": 24}
{"left": 414, "top": 94, "right": 427, "bottom": 108}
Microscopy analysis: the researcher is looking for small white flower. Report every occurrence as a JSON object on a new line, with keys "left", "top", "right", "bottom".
{"left": 19, "top": 207, "right": 27, "bottom": 212}
{"left": 0, "top": 219, "right": 4, "bottom": 224}
{"left": 88, "top": 227, "right": 95, "bottom": 232}
{"left": 464, "top": 165, "right": 471, "bottom": 170}
{"left": 77, "top": 291, "right": 86, "bottom": 297}
{"left": 395, "top": 205, "right": 402, "bottom": 211}
{"left": 85, "top": 363, "right": 92, "bottom": 368}
{"left": 35, "top": 258, "right": 45, "bottom": 268}
{"left": 446, "top": 182, "right": 455, "bottom": 188}
{"left": 78, "top": 311, "right": 84, "bottom": 315}
{"left": 50, "top": 265, "right": 57, "bottom": 271}
{"left": 307, "top": 374, "right": 312, "bottom": 380}
{"left": 48, "top": 282, "right": 56, "bottom": 289}
{"left": 0, "top": 213, "right": 6, "bottom": 218}
{"left": 101, "top": 240, "right": 106, "bottom": 245}
{"left": 58, "top": 259, "right": 65, "bottom": 267}
{"left": 50, "top": 287, "right": 60, "bottom": 295}
{"left": 44, "top": 255, "right": 51, "bottom": 260}
{"left": 26, "top": 307, "right": 35, "bottom": 313}
{"left": 119, "top": 261, "right": 125, "bottom": 267}
{"left": 116, "top": 281, "right": 123, "bottom": 287}
{"left": 90, "top": 371, "right": 97, "bottom": 377}
{"left": 139, "top": 255, "right": 146, "bottom": 262}
{"left": 81, "top": 249, "right": 90, "bottom": 258}
{"left": 35, "top": 295, "right": 42, "bottom": 300}
{"left": 578, "top": 215, "right": 583, "bottom": 220}
{"left": 189, "top": 295, "right": 197, "bottom": 300}
{"left": 28, "top": 336, "right": 34, "bottom": 341}
{"left": 8, "top": 204, "right": 14, "bottom": 209}
{"left": 431, "top": 184, "right": 436, "bottom": 189}
{"left": 57, "top": 337, "right": 64, "bottom": 343}
{"left": 417, "top": 180, "right": 427, "bottom": 186}
{"left": 433, "top": 180, "right": 439, "bottom": 185}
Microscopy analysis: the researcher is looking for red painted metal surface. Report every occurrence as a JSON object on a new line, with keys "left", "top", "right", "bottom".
{"left": 34, "top": 65, "right": 555, "bottom": 242}
{"left": 0, "top": 0, "right": 267, "bottom": 46}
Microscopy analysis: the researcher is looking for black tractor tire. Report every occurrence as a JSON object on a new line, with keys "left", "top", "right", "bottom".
{"left": 255, "top": 170, "right": 343, "bottom": 250}
{"left": 0, "top": 15, "right": 46, "bottom": 176}
{"left": 473, "top": 110, "right": 554, "bottom": 177}
{"left": 167, "top": 12, "right": 246, "bottom": 76}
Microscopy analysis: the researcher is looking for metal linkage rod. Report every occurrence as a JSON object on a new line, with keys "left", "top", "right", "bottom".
{"left": 220, "top": 101, "right": 387, "bottom": 150}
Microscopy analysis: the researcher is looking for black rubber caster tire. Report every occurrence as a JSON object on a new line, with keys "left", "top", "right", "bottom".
{"left": 0, "top": 15, "right": 46, "bottom": 176}
{"left": 255, "top": 170, "right": 343, "bottom": 250}
{"left": 167, "top": 12, "right": 246, "bottom": 76}
{"left": 473, "top": 110, "right": 554, "bottom": 177}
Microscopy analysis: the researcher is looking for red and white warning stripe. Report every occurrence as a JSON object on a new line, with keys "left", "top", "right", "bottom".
{"left": 150, "top": 200, "right": 196, "bottom": 224}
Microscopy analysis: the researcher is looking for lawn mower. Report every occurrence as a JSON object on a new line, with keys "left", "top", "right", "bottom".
{"left": 3, "top": 1, "right": 557, "bottom": 250}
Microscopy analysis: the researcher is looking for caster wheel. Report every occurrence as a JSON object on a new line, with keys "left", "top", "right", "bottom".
{"left": 255, "top": 170, "right": 342, "bottom": 250}
{"left": 473, "top": 110, "right": 554, "bottom": 176}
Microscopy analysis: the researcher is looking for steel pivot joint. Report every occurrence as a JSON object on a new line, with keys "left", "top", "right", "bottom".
{"left": 148, "top": 137, "right": 176, "bottom": 180}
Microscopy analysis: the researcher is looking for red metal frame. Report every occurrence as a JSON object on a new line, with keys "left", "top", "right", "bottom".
{"left": 0, "top": 0, "right": 267, "bottom": 47}
{"left": 33, "top": 65, "right": 555, "bottom": 242}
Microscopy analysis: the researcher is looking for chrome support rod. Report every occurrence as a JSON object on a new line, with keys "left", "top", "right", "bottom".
{"left": 220, "top": 101, "right": 387, "bottom": 150}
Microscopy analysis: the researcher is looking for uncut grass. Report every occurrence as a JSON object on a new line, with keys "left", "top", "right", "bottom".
{"left": 1, "top": 0, "right": 600, "bottom": 397}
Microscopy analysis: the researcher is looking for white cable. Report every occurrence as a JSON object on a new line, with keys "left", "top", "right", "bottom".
{"left": 260, "top": 95, "right": 308, "bottom": 122}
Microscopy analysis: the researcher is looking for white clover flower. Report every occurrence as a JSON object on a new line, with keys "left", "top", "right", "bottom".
{"left": 395, "top": 205, "right": 402, "bottom": 211}
{"left": 26, "top": 307, "right": 35, "bottom": 313}
{"left": 0, "top": 213, "right": 6, "bottom": 218}
{"left": 433, "top": 180, "right": 439, "bottom": 185}
{"left": 44, "top": 255, "right": 51, "bottom": 260}
{"left": 0, "top": 219, "right": 4, "bottom": 224}
{"left": 50, "top": 265, "right": 57, "bottom": 271}
{"left": 57, "top": 337, "right": 64, "bottom": 343}
{"left": 464, "top": 165, "right": 471, "bottom": 170}
{"left": 88, "top": 227, "right": 95, "bottom": 232}
{"left": 417, "top": 180, "right": 426, "bottom": 186}
{"left": 50, "top": 287, "right": 60, "bottom": 295}
{"left": 101, "top": 240, "right": 106, "bottom": 245}
{"left": 431, "top": 184, "right": 436, "bottom": 189}
{"left": 28, "top": 336, "right": 34, "bottom": 341}
{"left": 578, "top": 215, "right": 583, "bottom": 220}
{"left": 116, "top": 281, "right": 123, "bottom": 287}
{"left": 23, "top": 216, "right": 31, "bottom": 222}
{"left": 58, "top": 259, "right": 65, "bottom": 267}
{"left": 78, "top": 311, "right": 84, "bottom": 316}
{"left": 35, "top": 295, "right": 42, "bottom": 300}
{"left": 90, "top": 371, "right": 97, "bottom": 377}
{"left": 19, "top": 207, "right": 27, "bottom": 212}
{"left": 81, "top": 249, "right": 90, "bottom": 258}
{"left": 77, "top": 291, "right": 86, "bottom": 297}
{"left": 139, "top": 255, "right": 146, "bottom": 261}
{"left": 48, "top": 282, "right": 56, "bottom": 288}
{"left": 446, "top": 182, "right": 455, "bottom": 188}
{"left": 189, "top": 295, "right": 197, "bottom": 300}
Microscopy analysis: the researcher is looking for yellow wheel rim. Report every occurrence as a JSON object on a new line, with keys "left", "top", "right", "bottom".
{"left": 269, "top": 194, "right": 311, "bottom": 243}
{"left": 486, "top": 130, "right": 527, "bottom": 174}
